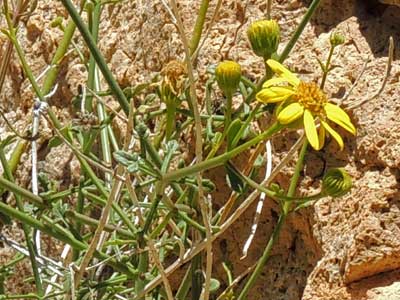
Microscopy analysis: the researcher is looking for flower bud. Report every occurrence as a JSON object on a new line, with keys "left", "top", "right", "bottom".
{"left": 322, "top": 168, "right": 352, "bottom": 197}
{"left": 247, "top": 20, "right": 280, "bottom": 59}
{"left": 215, "top": 60, "right": 241, "bottom": 96}
{"left": 135, "top": 122, "right": 149, "bottom": 139}
{"left": 50, "top": 16, "right": 64, "bottom": 28}
{"left": 330, "top": 32, "right": 345, "bottom": 48}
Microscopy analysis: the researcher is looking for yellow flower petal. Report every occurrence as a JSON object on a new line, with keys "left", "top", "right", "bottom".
{"left": 325, "top": 103, "right": 356, "bottom": 135}
{"left": 303, "top": 109, "right": 319, "bottom": 150}
{"left": 278, "top": 102, "right": 304, "bottom": 124}
{"left": 256, "top": 86, "right": 295, "bottom": 103}
{"left": 317, "top": 126, "right": 326, "bottom": 151}
{"left": 263, "top": 77, "right": 293, "bottom": 88}
{"left": 266, "top": 59, "right": 300, "bottom": 86}
{"left": 321, "top": 120, "right": 344, "bottom": 151}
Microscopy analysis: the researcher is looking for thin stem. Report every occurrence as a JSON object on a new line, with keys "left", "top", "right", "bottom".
{"left": 42, "top": 20, "right": 77, "bottom": 95}
{"left": 86, "top": 0, "right": 102, "bottom": 112}
{"left": 0, "top": 176, "right": 44, "bottom": 207}
{"left": 190, "top": 0, "right": 210, "bottom": 55}
{"left": 320, "top": 45, "right": 334, "bottom": 89}
{"left": 237, "top": 140, "right": 308, "bottom": 299}
{"left": 0, "top": 200, "right": 136, "bottom": 276}
{"left": 74, "top": 91, "right": 135, "bottom": 291}
{"left": 0, "top": 148, "right": 43, "bottom": 295}
{"left": 5, "top": 26, "right": 44, "bottom": 102}
{"left": 278, "top": 0, "right": 322, "bottom": 63}
{"left": 73, "top": 174, "right": 124, "bottom": 290}
{"left": 227, "top": 162, "right": 322, "bottom": 203}
{"left": 65, "top": 210, "right": 135, "bottom": 238}
{"left": 287, "top": 140, "right": 308, "bottom": 197}
{"left": 231, "top": 103, "right": 261, "bottom": 149}
{"left": 267, "top": 0, "right": 272, "bottom": 19}
{"left": 6, "top": 18, "right": 78, "bottom": 179}
{"left": 60, "top": 0, "right": 130, "bottom": 114}
{"left": 0, "top": 201, "right": 86, "bottom": 250}
{"left": 237, "top": 214, "right": 286, "bottom": 300}
{"left": 169, "top": 0, "right": 210, "bottom": 298}
{"left": 163, "top": 122, "right": 282, "bottom": 183}
{"left": 224, "top": 92, "right": 233, "bottom": 134}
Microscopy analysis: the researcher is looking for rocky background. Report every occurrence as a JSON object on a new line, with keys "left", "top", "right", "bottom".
{"left": 0, "top": 0, "right": 399, "bottom": 299}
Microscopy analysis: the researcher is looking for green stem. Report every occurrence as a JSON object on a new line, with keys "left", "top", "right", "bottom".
{"left": 226, "top": 162, "right": 321, "bottom": 203}
{"left": 60, "top": 0, "right": 130, "bottom": 115}
{"left": 65, "top": 210, "right": 135, "bottom": 238}
{"left": 0, "top": 149, "right": 43, "bottom": 295}
{"left": 237, "top": 141, "right": 308, "bottom": 299}
{"left": 278, "top": 0, "right": 322, "bottom": 63}
{"left": 231, "top": 103, "right": 261, "bottom": 148}
{"left": 175, "top": 264, "right": 192, "bottom": 300}
{"left": 189, "top": 0, "right": 210, "bottom": 55}
{"left": 42, "top": 20, "right": 77, "bottom": 95}
{"left": 0, "top": 176, "right": 44, "bottom": 207}
{"left": 7, "top": 18, "right": 78, "bottom": 178}
{"left": 224, "top": 92, "right": 233, "bottom": 133}
{"left": 237, "top": 213, "right": 286, "bottom": 300}
{"left": 141, "top": 134, "right": 184, "bottom": 197}
{"left": 191, "top": 254, "right": 203, "bottom": 300}
{"left": 81, "top": 190, "right": 138, "bottom": 235}
{"left": 0, "top": 201, "right": 85, "bottom": 250}
{"left": 141, "top": 189, "right": 163, "bottom": 235}
{"left": 0, "top": 201, "right": 136, "bottom": 276}
{"left": 320, "top": 45, "right": 335, "bottom": 90}
{"left": 86, "top": 0, "right": 102, "bottom": 111}
{"left": 7, "top": 141, "right": 27, "bottom": 177}
{"left": 163, "top": 122, "right": 282, "bottom": 183}
{"left": 267, "top": 0, "right": 272, "bottom": 19}
{"left": 165, "top": 100, "right": 177, "bottom": 141}
{"left": 287, "top": 140, "right": 308, "bottom": 198}
{"left": 5, "top": 10, "right": 63, "bottom": 128}
{"left": 6, "top": 32, "right": 43, "bottom": 102}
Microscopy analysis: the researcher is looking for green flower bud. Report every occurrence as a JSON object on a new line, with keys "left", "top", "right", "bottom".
{"left": 84, "top": 2, "right": 95, "bottom": 13}
{"left": 50, "top": 16, "right": 64, "bottom": 28}
{"left": 135, "top": 123, "right": 149, "bottom": 139}
{"left": 322, "top": 168, "right": 352, "bottom": 197}
{"left": 330, "top": 32, "right": 345, "bottom": 48}
{"left": 247, "top": 20, "right": 280, "bottom": 59}
{"left": 215, "top": 60, "right": 242, "bottom": 96}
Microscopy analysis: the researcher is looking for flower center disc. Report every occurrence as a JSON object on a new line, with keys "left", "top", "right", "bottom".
{"left": 294, "top": 82, "right": 327, "bottom": 115}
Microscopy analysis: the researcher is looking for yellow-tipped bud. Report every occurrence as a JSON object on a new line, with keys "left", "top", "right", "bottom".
{"left": 330, "top": 31, "right": 345, "bottom": 48}
{"left": 247, "top": 20, "right": 280, "bottom": 59}
{"left": 215, "top": 60, "right": 242, "bottom": 96}
{"left": 322, "top": 168, "right": 352, "bottom": 197}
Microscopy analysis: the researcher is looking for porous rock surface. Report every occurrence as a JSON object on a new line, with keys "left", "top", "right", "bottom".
{"left": 0, "top": 0, "right": 399, "bottom": 299}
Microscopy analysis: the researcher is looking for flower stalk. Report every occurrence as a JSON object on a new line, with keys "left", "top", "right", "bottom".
{"left": 163, "top": 122, "right": 282, "bottom": 183}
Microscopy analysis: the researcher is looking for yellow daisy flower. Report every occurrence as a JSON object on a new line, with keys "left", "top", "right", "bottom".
{"left": 257, "top": 59, "right": 356, "bottom": 150}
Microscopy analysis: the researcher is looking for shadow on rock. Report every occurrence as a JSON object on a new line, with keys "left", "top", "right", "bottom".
{"left": 300, "top": 0, "right": 400, "bottom": 58}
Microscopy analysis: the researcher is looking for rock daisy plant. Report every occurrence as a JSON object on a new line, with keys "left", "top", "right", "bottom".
{"left": 0, "top": 0, "right": 360, "bottom": 299}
